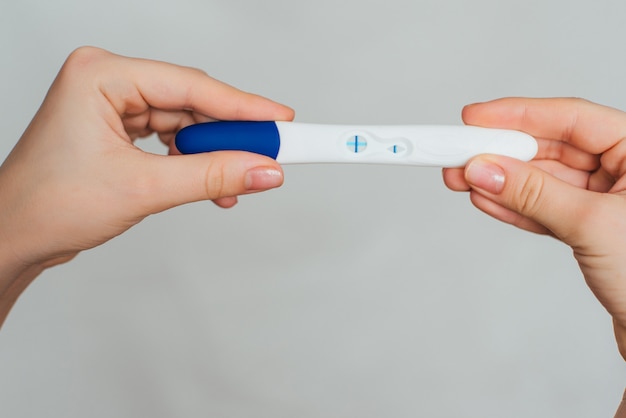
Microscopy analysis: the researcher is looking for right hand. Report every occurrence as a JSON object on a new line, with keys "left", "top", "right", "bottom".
{"left": 443, "top": 98, "right": 626, "bottom": 359}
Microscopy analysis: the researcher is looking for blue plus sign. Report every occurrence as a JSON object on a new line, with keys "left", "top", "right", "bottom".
{"left": 346, "top": 135, "right": 367, "bottom": 153}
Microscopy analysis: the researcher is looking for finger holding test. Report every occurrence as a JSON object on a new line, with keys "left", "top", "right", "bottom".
{"left": 444, "top": 97, "right": 626, "bottom": 193}
{"left": 462, "top": 97, "right": 626, "bottom": 154}
{"left": 98, "top": 49, "right": 295, "bottom": 123}
{"left": 87, "top": 48, "right": 295, "bottom": 211}
{"left": 122, "top": 109, "right": 202, "bottom": 142}
{"left": 534, "top": 137, "right": 600, "bottom": 172}
{"left": 123, "top": 57, "right": 295, "bottom": 157}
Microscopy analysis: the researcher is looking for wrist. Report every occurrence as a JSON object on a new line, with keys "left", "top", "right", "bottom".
{"left": 0, "top": 220, "right": 76, "bottom": 329}
{"left": 0, "top": 256, "right": 44, "bottom": 329}
{"left": 614, "top": 318, "right": 626, "bottom": 361}
{"left": 0, "top": 213, "right": 47, "bottom": 328}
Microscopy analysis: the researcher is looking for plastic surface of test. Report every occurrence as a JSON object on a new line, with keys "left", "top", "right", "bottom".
{"left": 175, "top": 121, "right": 537, "bottom": 167}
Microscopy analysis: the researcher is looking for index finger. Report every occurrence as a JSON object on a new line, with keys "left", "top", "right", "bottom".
{"left": 462, "top": 98, "right": 626, "bottom": 154}
{"left": 77, "top": 47, "right": 295, "bottom": 122}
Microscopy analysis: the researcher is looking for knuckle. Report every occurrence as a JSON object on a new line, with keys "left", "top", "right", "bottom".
{"left": 187, "top": 65, "right": 208, "bottom": 77}
{"left": 600, "top": 139, "right": 626, "bottom": 179}
{"left": 204, "top": 162, "right": 229, "bottom": 200}
{"left": 567, "top": 96, "right": 586, "bottom": 104}
{"left": 56, "top": 47, "right": 112, "bottom": 92}
{"left": 599, "top": 152, "right": 617, "bottom": 178}
{"left": 181, "top": 66, "right": 210, "bottom": 110}
{"left": 561, "top": 97, "right": 589, "bottom": 110}
{"left": 62, "top": 46, "right": 108, "bottom": 74}
{"left": 514, "top": 170, "right": 545, "bottom": 218}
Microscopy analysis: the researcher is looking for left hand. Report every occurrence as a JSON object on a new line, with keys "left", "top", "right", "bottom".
{"left": 0, "top": 46, "right": 295, "bottom": 271}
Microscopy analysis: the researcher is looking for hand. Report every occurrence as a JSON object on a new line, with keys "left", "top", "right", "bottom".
{"left": 443, "top": 98, "right": 626, "bottom": 359}
{"left": 0, "top": 47, "right": 294, "bottom": 322}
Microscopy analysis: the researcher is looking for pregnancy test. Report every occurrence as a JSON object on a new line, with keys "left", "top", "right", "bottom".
{"left": 175, "top": 121, "right": 537, "bottom": 167}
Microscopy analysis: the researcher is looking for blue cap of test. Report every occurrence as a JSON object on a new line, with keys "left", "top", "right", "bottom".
{"left": 175, "top": 121, "right": 281, "bottom": 159}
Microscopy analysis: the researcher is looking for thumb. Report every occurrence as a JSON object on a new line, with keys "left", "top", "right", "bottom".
{"left": 464, "top": 155, "right": 593, "bottom": 241}
{"left": 135, "top": 151, "right": 284, "bottom": 214}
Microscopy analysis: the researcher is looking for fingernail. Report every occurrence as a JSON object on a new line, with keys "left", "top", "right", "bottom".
{"left": 245, "top": 167, "right": 283, "bottom": 191}
{"left": 465, "top": 159, "right": 505, "bottom": 194}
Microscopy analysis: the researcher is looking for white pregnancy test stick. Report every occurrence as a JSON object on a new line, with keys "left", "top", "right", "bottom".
{"left": 175, "top": 121, "right": 537, "bottom": 167}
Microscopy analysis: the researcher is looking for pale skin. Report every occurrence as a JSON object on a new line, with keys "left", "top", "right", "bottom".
{"left": 443, "top": 97, "right": 626, "bottom": 360}
{"left": 1, "top": 49, "right": 625, "bottom": 365}
{"left": 0, "top": 47, "right": 294, "bottom": 327}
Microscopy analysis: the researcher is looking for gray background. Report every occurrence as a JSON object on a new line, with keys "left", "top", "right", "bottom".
{"left": 1, "top": 0, "right": 625, "bottom": 417}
